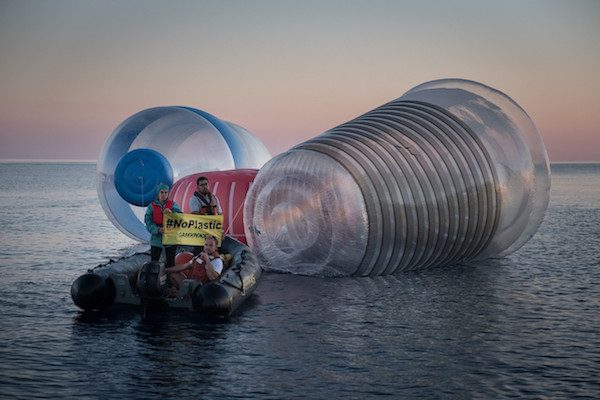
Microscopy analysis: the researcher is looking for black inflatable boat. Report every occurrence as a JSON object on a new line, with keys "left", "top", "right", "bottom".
{"left": 71, "top": 235, "right": 261, "bottom": 318}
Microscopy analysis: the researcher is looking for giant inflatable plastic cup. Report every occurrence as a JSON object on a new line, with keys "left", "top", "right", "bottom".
{"left": 97, "top": 107, "right": 271, "bottom": 242}
{"left": 243, "top": 79, "right": 550, "bottom": 276}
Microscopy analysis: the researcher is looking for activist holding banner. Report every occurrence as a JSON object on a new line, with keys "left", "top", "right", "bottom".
{"left": 144, "top": 184, "right": 182, "bottom": 268}
{"left": 161, "top": 213, "right": 224, "bottom": 247}
{"left": 187, "top": 176, "right": 222, "bottom": 255}
{"left": 165, "top": 235, "right": 223, "bottom": 296}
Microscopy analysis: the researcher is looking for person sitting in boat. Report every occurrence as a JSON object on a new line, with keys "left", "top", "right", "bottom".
{"left": 190, "top": 176, "right": 222, "bottom": 215}
{"left": 165, "top": 235, "right": 223, "bottom": 295}
{"left": 144, "top": 183, "right": 182, "bottom": 268}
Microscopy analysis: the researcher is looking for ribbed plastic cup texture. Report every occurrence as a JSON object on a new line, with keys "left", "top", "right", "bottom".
{"left": 243, "top": 79, "right": 550, "bottom": 276}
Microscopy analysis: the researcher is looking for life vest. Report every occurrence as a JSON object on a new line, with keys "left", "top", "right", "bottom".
{"left": 188, "top": 252, "right": 221, "bottom": 283}
{"left": 151, "top": 199, "right": 174, "bottom": 226}
{"left": 194, "top": 192, "right": 218, "bottom": 215}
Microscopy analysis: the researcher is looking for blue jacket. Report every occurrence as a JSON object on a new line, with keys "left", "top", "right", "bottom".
{"left": 144, "top": 199, "right": 182, "bottom": 247}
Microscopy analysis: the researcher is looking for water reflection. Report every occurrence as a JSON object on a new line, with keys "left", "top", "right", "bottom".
{"left": 70, "top": 309, "right": 234, "bottom": 397}
{"left": 3, "top": 163, "right": 599, "bottom": 399}
{"left": 252, "top": 265, "right": 509, "bottom": 396}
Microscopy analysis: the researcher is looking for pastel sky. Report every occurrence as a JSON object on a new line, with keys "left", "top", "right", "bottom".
{"left": 1, "top": 0, "right": 598, "bottom": 161}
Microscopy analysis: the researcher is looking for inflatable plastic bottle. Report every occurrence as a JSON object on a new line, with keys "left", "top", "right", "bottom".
{"left": 243, "top": 79, "right": 551, "bottom": 276}
{"left": 96, "top": 106, "right": 271, "bottom": 242}
{"left": 170, "top": 169, "right": 258, "bottom": 243}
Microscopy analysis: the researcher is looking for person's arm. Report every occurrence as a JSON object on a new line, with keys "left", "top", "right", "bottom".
{"left": 165, "top": 257, "right": 195, "bottom": 274}
{"left": 144, "top": 204, "right": 160, "bottom": 235}
{"left": 189, "top": 196, "right": 200, "bottom": 214}
{"left": 203, "top": 255, "right": 223, "bottom": 281}
{"left": 172, "top": 201, "right": 182, "bottom": 213}
{"left": 162, "top": 204, "right": 175, "bottom": 233}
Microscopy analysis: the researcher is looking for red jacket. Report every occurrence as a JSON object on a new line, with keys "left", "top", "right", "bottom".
{"left": 187, "top": 252, "right": 221, "bottom": 283}
{"left": 194, "top": 192, "right": 218, "bottom": 215}
{"left": 151, "top": 200, "right": 174, "bottom": 225}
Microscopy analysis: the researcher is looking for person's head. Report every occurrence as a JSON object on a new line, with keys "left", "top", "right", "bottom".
{"left": 196, "top": 176, "right": 210, "bottom": 195}
{"left": 203, "top": 235, "right": 218, "bottom": 253}
{"left": 157, "top": 184, "right": 170, "bottom": 203}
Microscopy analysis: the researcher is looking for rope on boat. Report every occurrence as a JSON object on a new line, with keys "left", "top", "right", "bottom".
{"left": 224, "top": 200, "right": 245, "bottom": 237}
{"left": 88, "top": 250, "right": 151, "bottom": 273}
{"left": 221, "top": 249, "right": 248, "bottom": 293}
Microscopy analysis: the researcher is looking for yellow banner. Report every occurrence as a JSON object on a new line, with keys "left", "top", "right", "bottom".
{"left": 162, "top": 213, "right": 223, "bottom": 246}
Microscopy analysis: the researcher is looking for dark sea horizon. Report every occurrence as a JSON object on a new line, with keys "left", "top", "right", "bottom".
{"left": 0, "top": 162, "right": 599, "bottom": 399}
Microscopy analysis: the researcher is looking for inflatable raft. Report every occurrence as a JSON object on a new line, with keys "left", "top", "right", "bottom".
{"left": 71, "top": 235, "right": 261, "bottom": 318}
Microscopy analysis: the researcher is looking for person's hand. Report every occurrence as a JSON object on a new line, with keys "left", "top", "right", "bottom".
{"left": 158, "top": 227, "right": 164, "bottom": 234}
{"left": 188, "top": 254, "right": 200, "bottom": 268}
{"left": 200, "top": 252, "right": 209, "bottom": 262}
{"left": 164, "top": 208, "right": 172, "bottom": 214}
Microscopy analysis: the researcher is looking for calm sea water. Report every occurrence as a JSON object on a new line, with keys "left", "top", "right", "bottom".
{"left": 0, "top": 162, "right": 599, "bottom": 399}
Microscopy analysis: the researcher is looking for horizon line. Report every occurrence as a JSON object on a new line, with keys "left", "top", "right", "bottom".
{"left": 1, "top": 158, "right": 599, "bottom": 165}
{"left": 0, "top": 158, "right": 97, "bottom": 163}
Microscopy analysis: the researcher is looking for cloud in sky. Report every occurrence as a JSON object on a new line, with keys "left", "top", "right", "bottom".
{"left": 0, "top": 0, "right": 599, "bottom": 161}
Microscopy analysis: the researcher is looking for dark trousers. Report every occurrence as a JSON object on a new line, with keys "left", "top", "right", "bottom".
{"left": 151, "top": 245, "right": 177, "bottom": 267}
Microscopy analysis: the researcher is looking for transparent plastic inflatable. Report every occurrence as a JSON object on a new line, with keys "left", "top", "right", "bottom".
{"left": 244, "top": 79, "right": 551, "bottom": 276}
{"left": 97, "top": 106, "right": 271, "bottom": 242}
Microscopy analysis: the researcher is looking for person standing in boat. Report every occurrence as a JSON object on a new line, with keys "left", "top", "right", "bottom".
{"left": 189, "top": 176, "right": 223, "bottom": 254}
{"left": 190, "top": 176, "right": 222, "bottom": 216}
{"left": 144, "top": 183, "right": 182, "bottom": 268}
{"left": 165, "top": 235, "right": 223, "bottom": 295}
